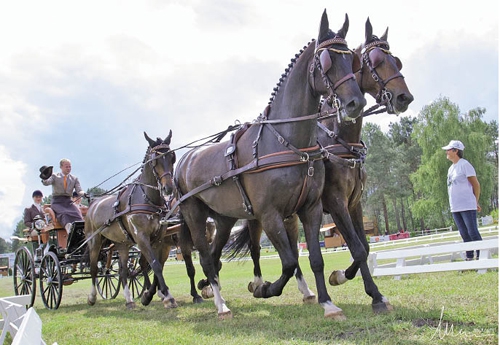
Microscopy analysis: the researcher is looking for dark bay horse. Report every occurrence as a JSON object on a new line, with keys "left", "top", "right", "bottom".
{"left": 174, "top": 10, "right": 365, "bottom": 320}
{"left": 85, "top": 132, "right": 179, "bottom": 309}
{"left": 226, "top": 18, "right": 414, "bottom": 314}
{"left": 316, "top": 17, "right": 414, "bottom": 313}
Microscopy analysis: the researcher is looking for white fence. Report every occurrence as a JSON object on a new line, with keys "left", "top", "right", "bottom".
{"left": 368, "top": 226, "right": 498, "bottom": 279}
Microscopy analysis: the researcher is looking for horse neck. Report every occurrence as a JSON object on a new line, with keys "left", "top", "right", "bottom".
{"left": 135, "top": 168, "right": 163, "bottom": 205}
{"left": 266, "top": 43, "right": 319, "bottom": 148}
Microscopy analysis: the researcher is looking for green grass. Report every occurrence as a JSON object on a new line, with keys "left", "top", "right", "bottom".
{"left": 1, "top": 250, "right": 497, "bottom": 345}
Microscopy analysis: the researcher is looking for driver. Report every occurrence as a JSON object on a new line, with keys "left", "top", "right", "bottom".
{"left": 40, "top": 158, "right": 85, "bottom": 234}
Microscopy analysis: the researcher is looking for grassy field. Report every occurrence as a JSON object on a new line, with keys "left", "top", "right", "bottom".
{"left": 1, "top": 248, "right": 497, "bottom": 345}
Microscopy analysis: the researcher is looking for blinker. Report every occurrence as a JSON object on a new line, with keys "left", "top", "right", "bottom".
{"left": 369, "top": 48, "right": 385, "bottom": 68}
{"left": 319, "top": 49, "right": 332, "bottom": 73}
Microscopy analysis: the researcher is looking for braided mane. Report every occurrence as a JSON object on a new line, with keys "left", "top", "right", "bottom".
{"left": 267, "top": 39, "right": 316, "bottom": 106}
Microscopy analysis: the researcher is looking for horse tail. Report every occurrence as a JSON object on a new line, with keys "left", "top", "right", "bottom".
{"left": 225, "top": 221, "right": 251, "bottom": 261}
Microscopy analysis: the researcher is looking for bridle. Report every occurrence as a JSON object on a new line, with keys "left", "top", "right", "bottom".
{"left": 359, "top": 39, "right": 404, "bottom": 115}
{"left": 310, "top": 36, "right": 358, "bottom": 120}
{"left": 254, "top": 36, "right": 361, "bottom": 161}
{"left": 140, "top": 143, "right": 175, "bottom": 199}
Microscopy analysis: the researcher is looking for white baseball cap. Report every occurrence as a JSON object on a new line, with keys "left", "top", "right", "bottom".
{"left": 442, "top": 140, "right": 465, "bottom": 151}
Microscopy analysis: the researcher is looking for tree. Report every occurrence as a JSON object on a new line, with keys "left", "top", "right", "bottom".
{"left": 10, "top": 219, "right": 26, "bottom": 253}
{"left": 388, "top": 116, "right": 423, "bottom": 231}
{"left": 362, "top": 122, "right": 396, "bottom": 234}
{"left": 0, "top": 237, "right": 10, "bottom": 254}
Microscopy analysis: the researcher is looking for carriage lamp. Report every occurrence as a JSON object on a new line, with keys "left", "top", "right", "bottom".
{"left": 34, "top": 218, "right": 46, "bottom": 231}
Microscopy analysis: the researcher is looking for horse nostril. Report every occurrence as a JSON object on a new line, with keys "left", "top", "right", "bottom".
{"left": 345, "top": 97, "right": 367, "bottom": 116}
{"left": 398, "top": 93, "right": 414, "bottom": 106}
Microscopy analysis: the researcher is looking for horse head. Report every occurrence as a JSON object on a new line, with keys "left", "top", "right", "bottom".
{"left": 312, "top": 11, "right": 366, "bottom": 121}
{"left": 355, "top": 18, "right": 414, "bottom": 115}
{"left": 144, "top": 131, "right": 176, "bottom": 196}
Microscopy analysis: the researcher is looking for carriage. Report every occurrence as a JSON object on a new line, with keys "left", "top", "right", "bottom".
{"left": 12, "top": 210, "right": 150, "bottom": 310}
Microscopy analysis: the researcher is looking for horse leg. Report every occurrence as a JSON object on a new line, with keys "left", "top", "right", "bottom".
{"left": 177, "top": 221, "right": 205, "bottom": 303}
{"left": 135, "top": 239, "right": 177, "bottom": 309}
{"left": 245, "top": 220, "right": 265, "bottom": 294}
{"left": 251, "top": 215, "right": 297, "bottom": 300}
{"left": 298, "top": 203, "right": 345, "bottom": 320}
{"left": 181, "top": 200, "right": 231, "bottom": 319}
{"left": 139, "top": 252, "right": 156, "bottom": 306}
{"left": 350, "top": 205, "right": 392, "bottom": 313}
{"left": 197, "top": 216, "right": 237, "bottom": 299}
{"left": 87, "top": 234, "right": 102, "bottom": 306}
{"left": 322, "top": 193, "right": 367, "bottom": 286}
{"left": 284, "top": 215, "right": 316, "bottom": 304}
{"left": 116, "top": 246, "right": 136, "bottom": 309}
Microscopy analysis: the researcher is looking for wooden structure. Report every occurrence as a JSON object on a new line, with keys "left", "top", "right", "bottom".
{"left": 320, "top": 223, "right": 345, "bottom": 249}
{"left": 363, "top": 216, "right": 379, "bottom": 236}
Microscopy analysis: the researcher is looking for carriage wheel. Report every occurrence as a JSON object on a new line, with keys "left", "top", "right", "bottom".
{"left": 97, "top": 252, "right": 121, "bottom": 300}
{"left": 39, "top": 251, "right": 63, "bottom": 310}
{"left": 127, "top": 247, "right": 152, "bottom": 299}
{"left": 13, "top": 247, "right": 36, "bottom": 308}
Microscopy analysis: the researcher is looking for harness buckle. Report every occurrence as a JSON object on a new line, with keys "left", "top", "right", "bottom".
{"left": 307, "top": 166, "right": 314, "bottom": 177}
{"left": 300, "top": 152, "right": 310, "bottom": 162}
{"left": 212, "top": 176, "right": 223, "bottom": 186}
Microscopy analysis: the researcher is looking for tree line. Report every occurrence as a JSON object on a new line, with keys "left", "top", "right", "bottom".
{"left": 362, "top": 97, "right": 498, "bottom": 235}
{"left": 0, "top": 96, "right": 498, "bottom": 253}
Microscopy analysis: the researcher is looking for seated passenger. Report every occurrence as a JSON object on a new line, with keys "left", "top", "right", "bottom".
{"left": 23, "top": 190, "right": 47, "bottom": 236}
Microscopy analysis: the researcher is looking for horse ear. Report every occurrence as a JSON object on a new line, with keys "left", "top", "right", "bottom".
{"left": 318, "top": 9, "right": 329, "bottom": 41}
{"left": 164, "top": 130, "right": 172, "bottom": 145}
{"left": 144, "top": 132, "right": 156, "bottom": 148}
{"left": 337, "top": 13, "right": 349, "bottom": 39}
{"left": 380, "top": 27, "right": 389, "bottom": 42}
{"left": 365, "top": 17, "right": 373, "bottom": 44}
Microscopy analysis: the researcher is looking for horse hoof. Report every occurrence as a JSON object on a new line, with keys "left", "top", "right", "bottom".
{"left": 197, "top": 279, "right": 209, "bottom": 290}
{"left": 218, "top": 311, "right": 233, "bottom": 320}
{"left": 201, "top": 286, "right": 214, "bottom": 299}
{"left": 164, "top": 298, "right": 178, "bottom": 309}
{"left": 329, "top": 270, "right": 347, "bottom": 286}
{"left": 325, "top": 311, "right": 347, "bottom": 321}
{"left": 193, "top": 296, "right": 204, "bottom": 304}
{"left": 302, "top": 295, "right": 316, "bottom": 304}
{"left": 126, "top": 301, "right": 136, "bottom": 310}
{"left": 253, "top": 282, "right": 270, "bottom": 298}
{"left": 372, "top": 301, "right": 394, "bottom": 314}
{"left": 247, "top": 281, "right": 256, "bottom": 293}
{"left": 141, "top": 292, "right": 152, "bottom": 306}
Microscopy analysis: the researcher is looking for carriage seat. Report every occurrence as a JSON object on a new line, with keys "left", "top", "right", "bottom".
{"left": 42, "top": 205, "right": 63, "bottom": 229}
{"left": 22, "top": 226, "right": 51, "bottom": 244}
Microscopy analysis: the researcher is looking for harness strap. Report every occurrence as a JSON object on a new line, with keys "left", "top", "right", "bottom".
{"left": 162, "top": 146, "right": 323, "bottom": 222}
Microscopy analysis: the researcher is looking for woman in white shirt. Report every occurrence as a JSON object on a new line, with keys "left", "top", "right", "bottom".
{"left": 442, "top": 140, "right": 482, "bottom": 260}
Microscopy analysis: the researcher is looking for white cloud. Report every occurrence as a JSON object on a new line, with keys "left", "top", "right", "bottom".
{"left": 0, "top": 147, "right": 27, "bottom": 237}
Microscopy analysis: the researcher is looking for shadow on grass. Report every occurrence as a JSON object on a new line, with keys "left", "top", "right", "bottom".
{"left": 45, "top": 295, "right": 491, "bottom": 345}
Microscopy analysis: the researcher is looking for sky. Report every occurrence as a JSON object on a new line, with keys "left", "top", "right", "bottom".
{"left": 0, "top": 0, "right": 498, "bottom": 241}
